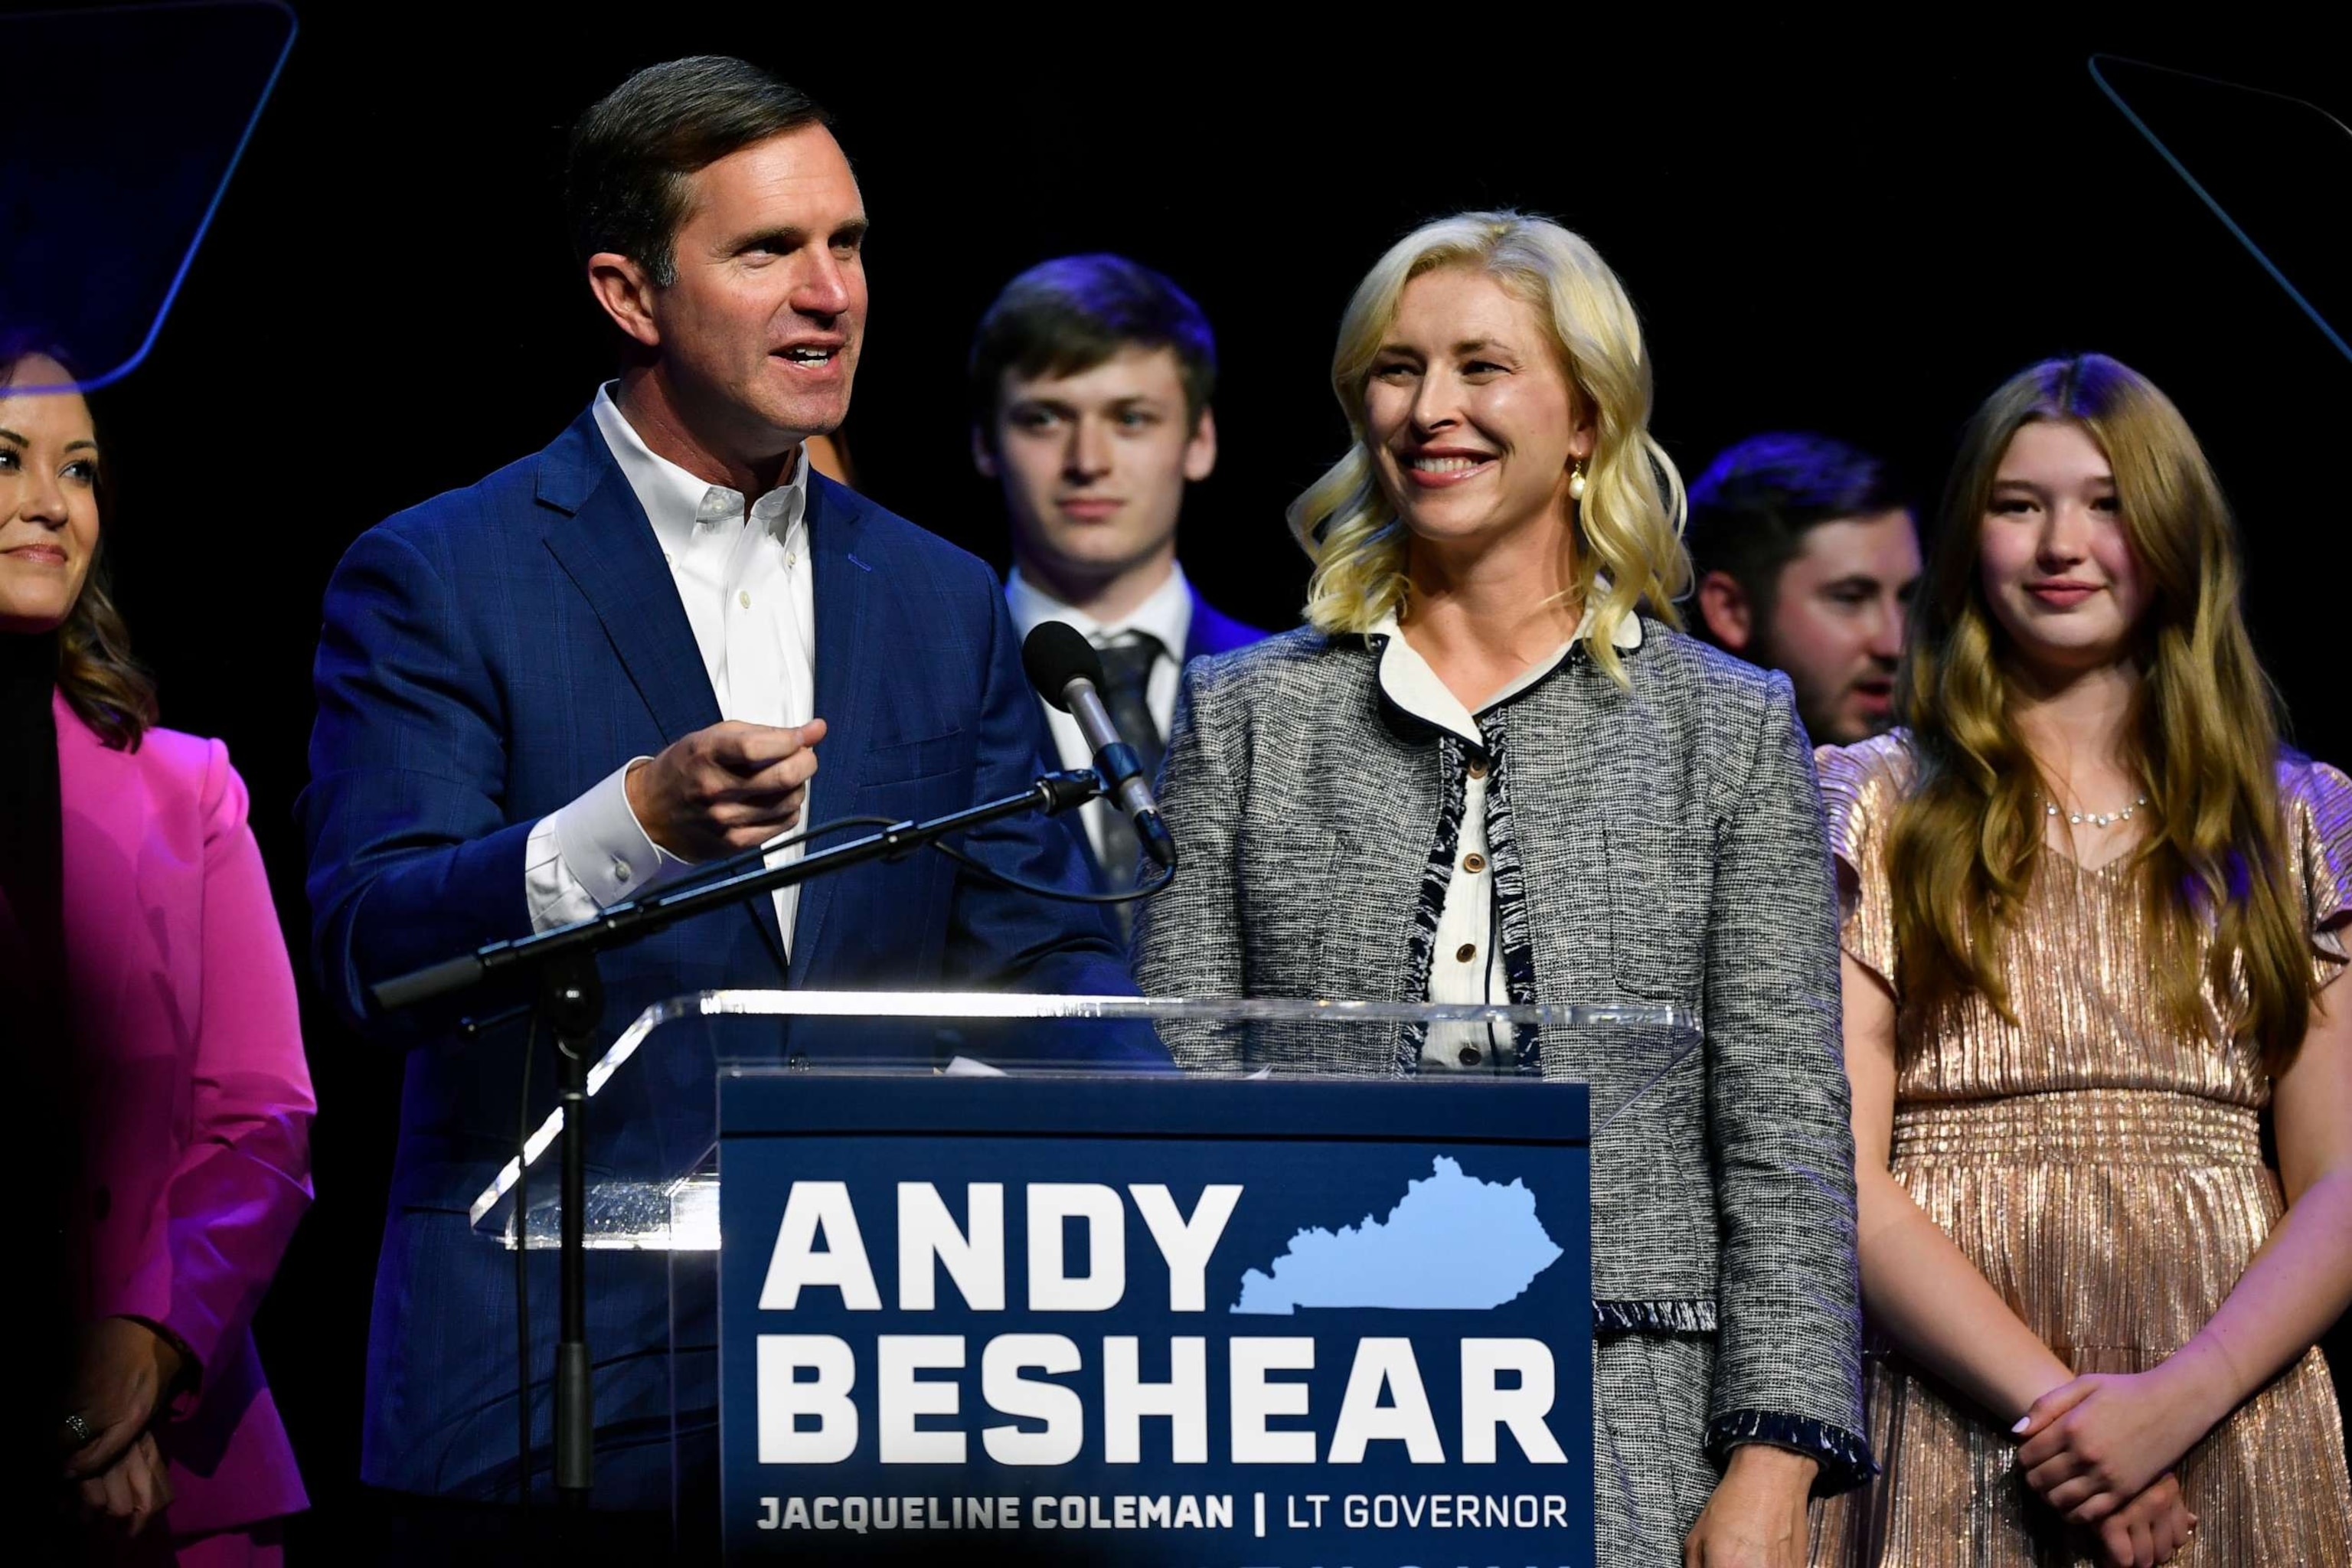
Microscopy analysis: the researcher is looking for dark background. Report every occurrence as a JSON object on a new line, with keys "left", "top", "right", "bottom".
{"left": 41, "top": 2, "right": 2352, "bottom": 1546}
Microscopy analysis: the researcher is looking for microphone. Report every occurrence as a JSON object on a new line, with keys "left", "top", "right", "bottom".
{"left": 1021, "top": 621, "right": 1177, "bottom": 870}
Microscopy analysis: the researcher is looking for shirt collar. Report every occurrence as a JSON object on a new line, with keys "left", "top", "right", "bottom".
{"left": 1368, "top": 577, "right": 1643, "bottom": 746}
{"left": 592, "top": 382, "right": 809, "bottom": 558}
{"left": 1005, "top": 561, "right": 1195, "bottom": 656}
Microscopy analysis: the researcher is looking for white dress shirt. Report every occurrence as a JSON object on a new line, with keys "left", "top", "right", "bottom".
{"left": 1369, "top": 598, "right": 1643, "bottom": 1069}
{"left": 1004, "top": 564, "right": 1194, "bottom": 863}
{"left": 523, "top": 385, "right": 816, "bottom": 953}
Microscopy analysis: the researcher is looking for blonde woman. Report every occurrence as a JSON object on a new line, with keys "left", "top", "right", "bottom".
{"left": 1135, "top": 212, "right": 1871, "bottom": 1565}
{"left": 1810, "top": 354, "right": 2352, "bottom": 1567}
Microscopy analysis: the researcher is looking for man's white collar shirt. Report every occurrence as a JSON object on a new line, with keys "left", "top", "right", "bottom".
{"left": 1004, "top": 564, "right": 1194, "bottom": 863}
{"left": 523, "top": 385, "right": 818, "bottom": 953}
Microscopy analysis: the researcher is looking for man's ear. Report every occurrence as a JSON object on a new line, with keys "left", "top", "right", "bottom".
{"left": 970, "top": 423, "right": 998, "bottom": 479}
{"left": 1182, "top": 406, "right": 1218, "bottom": 482}
{"left": 586, "top": 252, "right": 663, "bottom": 350}
{"left": 1696, "top": 570, "right": 1754, "bottom": 652}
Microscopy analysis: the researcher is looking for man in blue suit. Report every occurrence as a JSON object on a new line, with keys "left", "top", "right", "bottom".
{"left": 300, "top": 58, "right": 1140, "bottom": 1525}
{"left": 970, "top": 255, "right": 1269, "bottom": 898}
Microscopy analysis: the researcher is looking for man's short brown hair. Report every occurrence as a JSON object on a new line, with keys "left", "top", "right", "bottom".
{"left": 968, "top": 254, "right": 1217, "bottom": 439}
{"left": 566, "top": 56, "right": 830, "bottom": 287}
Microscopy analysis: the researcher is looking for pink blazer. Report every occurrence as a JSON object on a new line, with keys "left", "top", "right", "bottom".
{"left": 57, "top": 691, "right": 315, "bottom": 1534}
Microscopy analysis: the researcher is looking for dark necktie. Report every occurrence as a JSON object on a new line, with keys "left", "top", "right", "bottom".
{"left": 1093, "top": 632, "right": 1167, "bottom": 905}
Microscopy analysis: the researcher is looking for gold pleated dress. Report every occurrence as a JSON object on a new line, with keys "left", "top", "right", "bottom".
{"left": 1809, "top": 735, "right": 2352, "bottom": 1567}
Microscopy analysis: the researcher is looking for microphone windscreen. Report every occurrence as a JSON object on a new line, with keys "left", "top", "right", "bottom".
{"left": 1021, "top": 621, "right": 1106, "bottom": 714}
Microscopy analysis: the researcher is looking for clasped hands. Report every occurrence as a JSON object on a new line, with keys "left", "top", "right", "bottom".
{"left": 2014, "top": 1355, "right": 2223, "bottom": 1567}
{"left": 60, "top": 1316, "right": 186, "bottom": 1537}
{"left": 1676, "top": 1358, "right": 2216, "bottom": 1568}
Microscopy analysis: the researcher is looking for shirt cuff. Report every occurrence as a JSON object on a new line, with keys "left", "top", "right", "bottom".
{"left": 526, "top": 760, "right": 691, "bottom": 931}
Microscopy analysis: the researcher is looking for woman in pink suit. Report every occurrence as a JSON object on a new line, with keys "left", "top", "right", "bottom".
{"left": 2, "top": 346, "right": 314, "bottom": 1564}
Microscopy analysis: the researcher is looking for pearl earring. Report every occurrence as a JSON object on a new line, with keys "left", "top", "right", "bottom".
{"left": 1567, "top": 459, "right": 1588, "bottom": 501}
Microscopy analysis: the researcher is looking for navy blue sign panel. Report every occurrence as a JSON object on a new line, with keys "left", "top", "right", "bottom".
{"left": 717, "top": 1074, "right": 1592, "bottom": 1565}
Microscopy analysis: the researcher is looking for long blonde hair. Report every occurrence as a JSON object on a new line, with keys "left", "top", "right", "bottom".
{"left": 1287, "top": 211, "right": 1687, "bottom": 686}
{"left": 1889, "top": 353, "right": 2309, "bottom": 1064}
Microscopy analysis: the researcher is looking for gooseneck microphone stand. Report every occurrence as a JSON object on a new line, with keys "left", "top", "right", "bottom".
{"left": 368, "top": 768, "right": 1105, "bottom": 1511}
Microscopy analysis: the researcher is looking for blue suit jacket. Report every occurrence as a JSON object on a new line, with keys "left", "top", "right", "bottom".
{"left": 301, "top": 403, "right": 1142, "bottom": 1504}
{"left": 1181, "top": 589, "right": 1273, "bottom": 668}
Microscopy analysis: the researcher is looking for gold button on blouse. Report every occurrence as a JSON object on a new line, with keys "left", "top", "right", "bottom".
{"left": 1467, "top": 760, "right": 1489, "bottom": 780}
{"left": 1455, "top": 942, "right": 1477, "bottom": 963}
{"left": 1456, "top": 1044, "right": 1482, "bottom": 1067}
{"left": 1462, "top": 852, "right": 1488, "bottom": 874}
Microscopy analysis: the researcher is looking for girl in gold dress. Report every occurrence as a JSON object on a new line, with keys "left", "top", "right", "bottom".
{"left": 1810, "top": 354, "right": 2352, "bottom": 1568}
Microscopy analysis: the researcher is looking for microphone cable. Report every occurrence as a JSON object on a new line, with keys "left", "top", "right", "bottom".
{"left": 924, "top": 836, "right": 1174, "bottom": 905}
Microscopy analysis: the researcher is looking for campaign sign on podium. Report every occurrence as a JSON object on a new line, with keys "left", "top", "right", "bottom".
{"left": 717, "top": 1070, "right": 1592, "bottom": 1564}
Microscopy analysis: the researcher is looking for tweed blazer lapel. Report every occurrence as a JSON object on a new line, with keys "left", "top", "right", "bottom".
{"left": 1489, "top": 656, "right": 1671, "bottom": 1118}
{"left": 1501, "top": 658, "right": 1635, "bottom": 1004}
{"left": 1312, "top": 658, "right": 1437, "bottom": 1008}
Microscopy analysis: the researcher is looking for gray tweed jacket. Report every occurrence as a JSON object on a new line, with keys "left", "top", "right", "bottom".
{"left": 1134, "top": 619, "right": 1870, "bottom": 1490}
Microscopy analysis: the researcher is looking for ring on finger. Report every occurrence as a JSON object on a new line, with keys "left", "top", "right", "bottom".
{"left": 62, "top": 1412, "right": 96, "bottom": 1447}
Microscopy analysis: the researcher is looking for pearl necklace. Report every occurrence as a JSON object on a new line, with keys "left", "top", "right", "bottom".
{"left": 2046, "top": 795, "right": 2148, "bottom": 829}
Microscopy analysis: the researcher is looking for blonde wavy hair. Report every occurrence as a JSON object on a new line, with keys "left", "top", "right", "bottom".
{"left": 1889, "top": 353, "right": 2310, "bottom": 1067}
{"left": 1287, "top": 211, "right": 1687, "bottom": 686}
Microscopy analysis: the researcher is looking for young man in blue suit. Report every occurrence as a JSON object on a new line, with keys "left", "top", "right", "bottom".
{"left": 971, "top": 254, "right": 1269, "bottom": 897}
{"left": 300, "top": 58, "right": 1144, "bottom": 1528}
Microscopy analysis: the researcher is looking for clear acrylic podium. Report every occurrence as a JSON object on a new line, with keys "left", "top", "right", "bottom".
{"left": 466, "top": 992, "right": 1696, "bottom": 1563}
